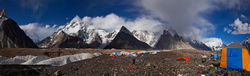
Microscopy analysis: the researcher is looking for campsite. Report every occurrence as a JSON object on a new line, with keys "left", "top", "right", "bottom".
{"left": 1, "top": 0, "right": 250, "bottom": 76}
{"left": 1, "top": 43, "right": 250, "bottom": 76}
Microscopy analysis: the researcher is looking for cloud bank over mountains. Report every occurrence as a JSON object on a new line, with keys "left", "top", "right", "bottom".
{"left": 135, "top": 0, "right": 241, "bottom": 40}
{"left": 20, "top": 13, "right": 165, "bottom": 42}
{"left": 20, "top": 23, "right": 57, "bottom": 42}
{"left": 19, "top": 0, "right": 249, "bottom": 43}
{"left": 81, "top": 13, "right": 165, "bottom": 32}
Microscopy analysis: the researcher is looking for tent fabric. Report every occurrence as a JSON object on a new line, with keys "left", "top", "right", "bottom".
{"left": 176, "top": 57, "right": 190, "bottom": 61}
{"left": 220, "top": 48, "right": 227, "bottom": 68}
{"left": 242, "top": 48, "right": 250, "bottom": 71}
{"left": 220, "top": 48, "right": 250, "bottom": 71}
{"left": 212, "top": 54, "right": 219, "bottom": 60}
{"left": 225, "top": 42, "right": 246, "bottom": 48}
{"left": 227, "top": 48, "right": 243, "bottom": 70}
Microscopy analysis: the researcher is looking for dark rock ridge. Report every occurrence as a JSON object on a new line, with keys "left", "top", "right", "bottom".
{"left": 0, "top": 8, "right": 37, "bottom": 48}
{"left": 154, "top": 30, "right": 193, "bottom": 50}
{"left": 105, "top": 26, "right": 151, "bottom": 50}
{"left": 0, "top": 18, "right": 38, "bottom": 48}
{"left": 243, "top": 37, "right": 250, "bottom": 49}
{"left": 188, "top": 40, "right": 212, "bottom": 51}
{"left": 0, "top": 8, "right": 7, "bottom": 18}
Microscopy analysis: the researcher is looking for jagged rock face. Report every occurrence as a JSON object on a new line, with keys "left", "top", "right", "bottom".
{"left": 87, "top": 33, "right": 102, "bottom": 48}
{"left": 243, "top": 37, "right": 250, "bottom": 49}
{"left": 0, "top": 9, "right": 7, "bottom": 18}
{"left": 105, "top": 26, "right": 151, "bottom": 50}
{"left": 37, "top": 31, "right": 87, "bottom": 48}
{"left": 132, "top": 30, "right": 161, "bottom": 47}
{"left": 154, "top": 30, "right": 193, "bottom": 50}
{"left": 0, "top": 18, "right": 37, "bottom": 48}
{"left": 188, "top": 40, "right": 212, "bottom": 51}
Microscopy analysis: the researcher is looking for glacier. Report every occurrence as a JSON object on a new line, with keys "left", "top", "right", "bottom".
{"left": 0, "top": 53, "right": 102, "bottom": 66}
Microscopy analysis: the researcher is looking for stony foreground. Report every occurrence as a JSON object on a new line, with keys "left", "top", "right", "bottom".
{"left": 0, "top": 49, "right": 250, "bottom": 76}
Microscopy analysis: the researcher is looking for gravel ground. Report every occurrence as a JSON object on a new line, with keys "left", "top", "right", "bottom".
{"left": 40, "top": 49, "right": 250, "bottom": 76}
{"left": 1, "top": 49, "right": 250, "bottom": 76}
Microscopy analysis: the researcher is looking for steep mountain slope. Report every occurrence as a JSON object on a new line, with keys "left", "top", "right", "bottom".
{"left": 132, "top": 30, "right": 161, "bottom": 47}
{"left": 188, "top": 40, "right": 212, "bottom": 51}
{"left": 105, "top": 26, "right": 151, "bottom": 50}
{"left": 59, "top": 16, "right": 117, "bottom": 46}
{"left": 38, "top": 31, "right": 87, "bottom": 48}
{"left": 38, "top": 16, "right": 118, "bottom": 48}
{"left": 86, "top": 28, "right": 118, "bottom": 48}
{"left": 0, "top": 8, "right": 7, "bottom": 18}
{"left": 154, "top": 30, "right": 193, "bottom": 49}
{"left": 243, "top": 37, "right": 250, "bottom": 48}
{"left": 154, "top": 30, "right": 193, "bottom": 50}
{"left": 0, "top": 9, "right": 37, "bottom": 48}
{"left": 202, "top": 38, "right": 226, "bottom": 51}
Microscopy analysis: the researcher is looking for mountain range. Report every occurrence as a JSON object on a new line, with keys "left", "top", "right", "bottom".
{"left": 104, "top": 26, "right": 151, "bottom": 50}
{"left": 36, "top": 16, "right": 212, "bottom": 50}
{"left": 1, "top": 9, "right": 249, "bottom": 50}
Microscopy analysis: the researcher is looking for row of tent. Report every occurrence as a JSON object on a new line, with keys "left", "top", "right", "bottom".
{"left": 220, "top": 42, "right": 250, "bottom": 71}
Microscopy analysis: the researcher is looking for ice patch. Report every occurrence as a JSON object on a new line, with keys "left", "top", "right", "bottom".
{"left": 0, "top": 55, "right": 36, "bottom": 64}
{"left": 0, "top": 53, "right": 102, "bottom": 66}
{"left": 37, "top": 53, "right": 101, "bottom": 66}
{"left": 22, "top": 56, "right": 50, "bottom": 65}
{"left": 0, "top": 56, "right": 7, "bottom": 62}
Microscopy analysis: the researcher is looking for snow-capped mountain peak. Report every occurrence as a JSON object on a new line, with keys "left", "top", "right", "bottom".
{"left": 39, "top": 15, "right": 119, "bottom": 48}
{"left": 202, "top": 38, "right": 225, "bottom": 51}
{"left": 70, "top": 15, "right": 81, "bottom": 23}
{"left": 61, "top": 15, "right": 89, "bottom": 38}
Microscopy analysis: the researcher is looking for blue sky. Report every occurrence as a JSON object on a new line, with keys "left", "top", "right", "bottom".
{"left": 0, "top": 0, "right": 138, "bottom": 25}
{"left": 0, "top": 0, "right": 249, "bottom": 45}
{"left": 204, "top": 8, "right": 250, "bottom": 44}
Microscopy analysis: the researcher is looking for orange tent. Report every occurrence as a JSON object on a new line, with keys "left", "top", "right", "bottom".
{"left": 220, "top": 48, "right": 250, "bottom": 71}
{"left": 176, "top": 57, "right": 190, "bottom": 61}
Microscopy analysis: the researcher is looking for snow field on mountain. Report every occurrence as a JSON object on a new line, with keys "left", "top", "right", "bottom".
{"left": 202, "top": 38, "right": 225, "bottom": 51}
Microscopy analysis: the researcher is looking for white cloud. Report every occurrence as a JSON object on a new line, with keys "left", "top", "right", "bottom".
{"left": 135, "top": 0, "right": 240, "bottom": 40}
{"left": 225, "top": 18, "right": 250, "bottom": 34}
{"left": 82, "top": 13, "right": 165, "bottom": 32}
{"left": 224, "top": 27, "right": 232, "bottom": 33}
{"left": 20, "top": 23, "right": 57, "bottom": 43}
